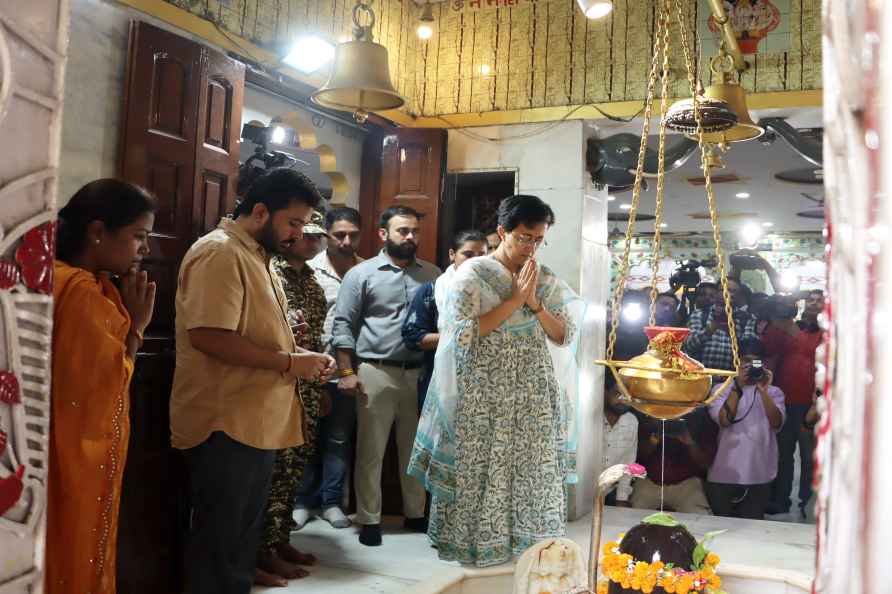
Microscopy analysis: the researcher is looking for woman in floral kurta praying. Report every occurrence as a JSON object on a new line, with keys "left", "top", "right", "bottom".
{"left": 47, "top": 179, "right": 157, "bottom": 594}
{"left": 409, "top": 194, "right": 581, "bottom": 567}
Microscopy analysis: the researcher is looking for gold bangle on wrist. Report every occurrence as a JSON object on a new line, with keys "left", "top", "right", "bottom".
{"left": 337, "top": 368, "right": 355, "bottom": 378}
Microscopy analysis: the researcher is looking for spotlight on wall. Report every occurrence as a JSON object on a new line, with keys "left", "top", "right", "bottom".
{"left": 283, "top": 36, "right": 336, "bottom": 74}
{"left": 576, "top": 0, "right": 613, "bottom": 19}
{"left": 417, "top": 0, "right": 435, "bottom": 39}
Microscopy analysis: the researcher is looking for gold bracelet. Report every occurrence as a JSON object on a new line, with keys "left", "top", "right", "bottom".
{"left": 337, "top": 368, "right": 355, "bottom": 378}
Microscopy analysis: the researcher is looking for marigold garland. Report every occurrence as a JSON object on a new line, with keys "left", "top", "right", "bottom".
{"left": 595, "top": 538, "right": 722, "bottom": 594}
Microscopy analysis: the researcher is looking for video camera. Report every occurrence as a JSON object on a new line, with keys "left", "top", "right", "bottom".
{"left": 236, "top": 122, "right": 302, "bottom": 196}
{"left": 670, "top": 258, "right": 717, "bottom": 319}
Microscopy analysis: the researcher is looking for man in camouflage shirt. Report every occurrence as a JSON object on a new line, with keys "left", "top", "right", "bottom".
{"left": 255, "top": 211, "right": 331, "bottom": 587}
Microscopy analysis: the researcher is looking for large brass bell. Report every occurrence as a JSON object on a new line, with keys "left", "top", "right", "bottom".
{"left": 684, "top": 52, "right": 764, "bottom": 146}
{"left": 312, "top": 41, "right": 404, "bottom": 114}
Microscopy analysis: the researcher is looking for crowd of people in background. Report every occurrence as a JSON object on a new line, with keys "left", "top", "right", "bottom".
{"left": 603, "top": 259, "right": 825, "bottom": 522}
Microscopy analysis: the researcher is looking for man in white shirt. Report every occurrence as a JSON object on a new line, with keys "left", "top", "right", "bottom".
{"left": 603, "top": 373, "right": 639, "bottom": 506}
{"left": 295, "top": 207, "right": 364, "bottom": 529}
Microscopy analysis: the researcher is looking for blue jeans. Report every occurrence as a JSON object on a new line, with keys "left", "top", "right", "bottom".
{"left": 295, "top": 384, "right": 356, "bottom": 508}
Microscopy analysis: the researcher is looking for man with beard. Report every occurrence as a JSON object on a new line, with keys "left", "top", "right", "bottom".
{"left": 331, "top": 205, "right": 440, "bottom": 546}
{"left": 171, "top": 168, "right": 335, "bottom": 594}
{"left": 293, "top": 207, "right": 364, "bottom": 530}
{"left": 602, "top": 372, "right": 638, "bottom": 507}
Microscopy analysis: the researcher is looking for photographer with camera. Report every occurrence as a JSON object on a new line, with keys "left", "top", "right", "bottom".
{"left": 705, "top": 338, "right": 785, "bottom": 519}
{"left": 762, "top": 291, "right": 825, "bottom": 517}
{"left": 684, "top": 278, "right": 759, "bottom": 372}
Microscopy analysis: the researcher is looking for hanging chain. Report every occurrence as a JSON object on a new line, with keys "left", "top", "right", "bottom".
{"left": 648, "top": 0, "right": 673, "bottom": 327}
{"left": 672, "top": 0, "right": 739, "bottom": 370}
{"left": 605, "top": 0, "right": 670, "bottom": 361}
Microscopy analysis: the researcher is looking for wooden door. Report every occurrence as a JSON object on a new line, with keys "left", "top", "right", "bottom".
{"left": 117, "top": 21, "right": 245, "bottom": 594}
{"left": 193, "top": 49, "right": 244, "bottom": 237}
{"left": 360, "top": 127, "right": 447, "bottom": 263}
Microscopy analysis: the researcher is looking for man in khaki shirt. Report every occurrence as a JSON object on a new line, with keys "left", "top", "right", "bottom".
{"left": 171, "top": 168, "right": 335, "bottom": 594}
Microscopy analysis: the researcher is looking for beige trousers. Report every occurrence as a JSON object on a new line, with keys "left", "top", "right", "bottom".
{"left": 630, "top": 476, "right": 712, "bottom": 515}
{"left": 354, "top": 362, "right": 426, "bottom": 524}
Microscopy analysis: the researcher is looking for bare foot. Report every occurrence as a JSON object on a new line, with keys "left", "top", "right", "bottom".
{"left": 254, "top": 568, "right": 288, "bottom": 588}
{"left": 258, "top": 550, "right": 310, "bottom": 580}
{"left": 275, "top": 542, "right": 317, "bottom": 566}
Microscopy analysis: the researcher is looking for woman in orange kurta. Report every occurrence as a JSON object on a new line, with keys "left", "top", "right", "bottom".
{"left": 46, "top": 179, "right": 157, "bottom": 594}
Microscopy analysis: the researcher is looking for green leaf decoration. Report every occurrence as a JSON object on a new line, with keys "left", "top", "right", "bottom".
{"left": 693, "top": 530, "right": 727, "bottom": 569}
{"left": 642, "top": 512, "right": 680, "bottom": 527}
{"left": 692, "top": 543, "right": 707, "bottom": 569}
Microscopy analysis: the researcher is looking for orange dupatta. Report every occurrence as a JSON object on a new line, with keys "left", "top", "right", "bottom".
{"left": 45, "top": 261, "right": 134, "bottom": 594}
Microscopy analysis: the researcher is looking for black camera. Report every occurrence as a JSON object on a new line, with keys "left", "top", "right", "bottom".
{"left": 748, "top": 359, "right": 766, "bottom": 381}
{"left": 669, "top": 260, "right": 703, "bottom": 290}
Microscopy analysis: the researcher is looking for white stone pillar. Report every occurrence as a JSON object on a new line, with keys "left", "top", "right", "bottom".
{"left": 0, "top": 2, "right": 69, "bottom": 593}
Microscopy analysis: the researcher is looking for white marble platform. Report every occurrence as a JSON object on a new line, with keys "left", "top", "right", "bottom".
{"left": 253, "top": 508, "right": 816, "bottom": 594}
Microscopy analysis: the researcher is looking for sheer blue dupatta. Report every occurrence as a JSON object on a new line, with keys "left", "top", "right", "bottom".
{"left": 407, "top": 260, "right": 587, "bottom": 500}
{"left": 539, "top": 266, "right": 587, "bottom": 485}
{"left": 408, "top": 261, "right": 480, "bottom": 502}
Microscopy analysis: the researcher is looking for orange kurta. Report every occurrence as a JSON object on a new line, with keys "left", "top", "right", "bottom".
{"left": 46, "top": 261, "right": 134, "bottom": 594}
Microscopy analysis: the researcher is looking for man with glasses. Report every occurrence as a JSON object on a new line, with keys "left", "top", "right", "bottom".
{"left": 331, "top": 205, "right": 440, "bottom": 546}
{"left": 684, "top": 278, "right": 759, "bottom": 372}
{"left": 294, "top": 207, "right": 364, "bottom": 530}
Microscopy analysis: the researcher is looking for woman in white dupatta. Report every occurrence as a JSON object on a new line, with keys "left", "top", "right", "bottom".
{"left": 409, "top": 195, "right": 584, "bottom": 567}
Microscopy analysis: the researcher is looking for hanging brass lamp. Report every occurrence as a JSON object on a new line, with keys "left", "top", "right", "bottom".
{"left": 311, "top": 0, "right": 404, "bottom": 122}
{"left": 595, "top": 0, "right": 738, "bottom": 426}
{"left": 688, "top": 49, "right": 764, "bottom": 147}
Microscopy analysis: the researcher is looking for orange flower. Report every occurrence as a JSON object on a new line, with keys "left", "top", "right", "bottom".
{"left": 597, "top": 580, "right": 609, "bottom": 594}
{"left": 705, "top": 552, "right": 720, "bottom": 567}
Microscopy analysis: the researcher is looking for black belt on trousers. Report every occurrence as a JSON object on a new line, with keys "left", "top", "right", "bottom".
{"left": 361, "top": 358, "right": 423, "bottom": 370}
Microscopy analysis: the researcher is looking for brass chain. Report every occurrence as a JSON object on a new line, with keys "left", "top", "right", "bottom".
{"left": 648, "top": 0, "right": 673, "bottom": 327}
{"left": 605, "top": 0, "right": 671, "bottom": 362}
{"left": 672, "top": 0, "right": 740, "bottom": 370}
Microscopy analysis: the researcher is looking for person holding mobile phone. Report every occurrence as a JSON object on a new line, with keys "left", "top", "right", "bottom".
{"left": 705, "top": 338, "right": 786, "bottom": 519}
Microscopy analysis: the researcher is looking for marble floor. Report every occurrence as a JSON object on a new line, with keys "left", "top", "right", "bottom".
{"left": 253, "top": 506, "right": 817, "bottom": 594}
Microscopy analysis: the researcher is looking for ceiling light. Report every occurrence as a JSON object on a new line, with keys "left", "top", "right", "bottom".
{"left": 480, "top": 64, "right": 491, "bottom": 76}
{"left": 607, "top": 195, "right": 616, "bottom": 201}
{"left": 659, "top": 223, "right": 668, "bottom": 228}
{"left": 576, "top": 0, "right": 613, "bottom": 19}
{"left": 735, "top": 192, "right": 750, "bottom": 199}
{"left": 417, "top": 1, "right": 435, "bottom": 40}
{"left": 762, "top": 221, "right": 774, "bottom": 228}
{"left": 620, "top": 203, "right": 632, "bottom": 210}
{"left": 739, "top": 222, "right": 763, "bottom": 247}
{"left": 283, "top": 36, "right": 336, "bottom": 74}
{"left": 271, "top": 126, "right": 286, "bottom": 144}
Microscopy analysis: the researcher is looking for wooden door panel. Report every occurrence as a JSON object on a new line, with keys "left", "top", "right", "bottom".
{"left": 193, "top": 51, "right": 244, "bottom": 238}
{"left": 121, "top": 22, "right": 201, "bottom": 343}
{"left": 150, "top": 56, "right": 191, "bottom": 138}
{"left": 373, "top": 128, "right": 447, "bottom": 264}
